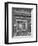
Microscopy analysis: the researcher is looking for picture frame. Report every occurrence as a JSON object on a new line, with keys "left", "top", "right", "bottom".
{"left": 5, "top": 2, "right": 37, "bottom": 44}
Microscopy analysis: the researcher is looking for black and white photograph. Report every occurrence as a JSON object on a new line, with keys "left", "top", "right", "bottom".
{"left": 12, "top": 8, "right": 32, "bottom": 37}
{"left": 5, "top": 2, "right": 37, "bottom": 44}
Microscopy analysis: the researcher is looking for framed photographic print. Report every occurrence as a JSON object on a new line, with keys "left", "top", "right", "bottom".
{"left": 5, "top": 2, "right": 37, "bottom": 44}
